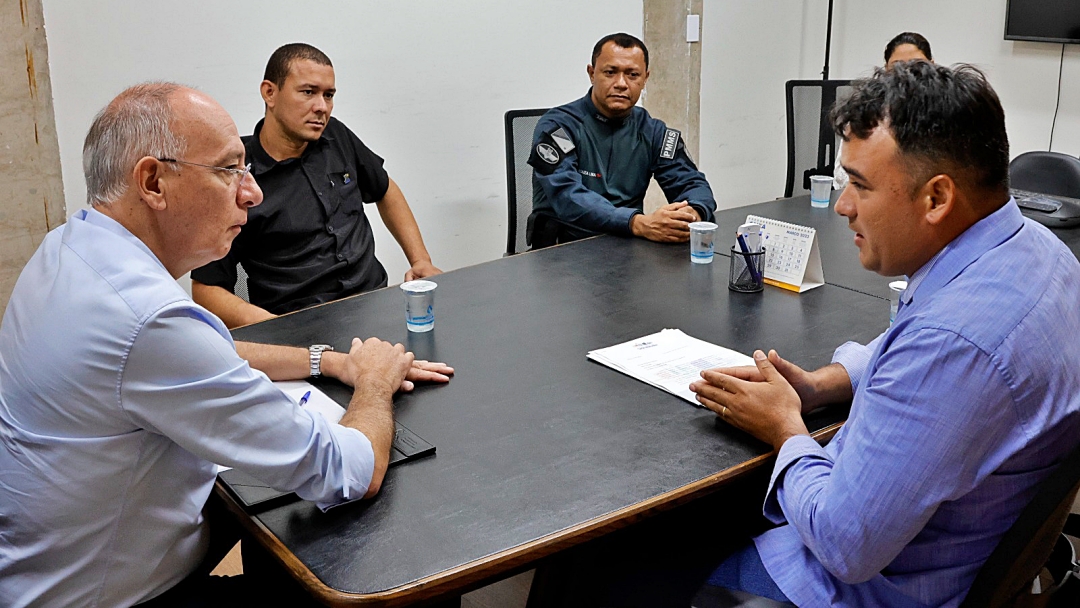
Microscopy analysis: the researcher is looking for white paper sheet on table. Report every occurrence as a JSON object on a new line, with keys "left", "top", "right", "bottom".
{"left": 587, "top": 329, "right": 755, "bottom": 405}
{"left": 274, "top": 380, "right": 345, "bottom": 423}
{"left": 216, "top": 381, "right": 344, "bottom": 473}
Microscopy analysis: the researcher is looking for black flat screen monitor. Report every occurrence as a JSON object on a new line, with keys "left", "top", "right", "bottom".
{"left": 1005, "top": 0, "right": 1080, "bottom": 44}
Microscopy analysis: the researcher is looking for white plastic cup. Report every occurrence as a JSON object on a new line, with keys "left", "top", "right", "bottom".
{"left": 889, "top": 280, "right": 908, "bottom": 324}
{"left": 809, "top": 175, "right": 833, "bottom": 208}
{"left": 689, "top": 221, "right": 718, "bottom": 264}
{"left": 401, "top": 280, "right": 437, "bottom": 332}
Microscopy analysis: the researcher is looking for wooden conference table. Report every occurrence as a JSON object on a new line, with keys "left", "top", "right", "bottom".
{"left": 217, "top": 231, "right": 890, "bottom": 606}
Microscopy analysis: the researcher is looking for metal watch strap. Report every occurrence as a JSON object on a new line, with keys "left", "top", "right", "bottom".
{"left": 309, "top": 344, "right": 334, "bottom": 378}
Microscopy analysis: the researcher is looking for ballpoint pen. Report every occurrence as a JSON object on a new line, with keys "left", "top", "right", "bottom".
{"left": 736, "top": 233, "right": 762, "bottom": 284}
{"left": 298, "top": 390, "right": 311, "bottom": 407}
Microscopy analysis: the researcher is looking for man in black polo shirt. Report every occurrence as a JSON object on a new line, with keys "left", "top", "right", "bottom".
{"left": 192, "top": 43, "right": 440, "bottom": 328}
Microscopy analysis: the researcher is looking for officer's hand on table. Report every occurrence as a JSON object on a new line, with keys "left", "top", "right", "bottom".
{"left": 405, "top": 260, "right": 442, "bottom": 281}
{"left": 630, "top": 202, "right": 700, "bottom": 243}
{"left": 689, "top": 350, "right": 810, "bottom": 451}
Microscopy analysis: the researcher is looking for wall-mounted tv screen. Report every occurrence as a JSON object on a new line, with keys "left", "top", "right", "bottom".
{"left": 1006, "top": 0, "right": 1080, "bottom": 44}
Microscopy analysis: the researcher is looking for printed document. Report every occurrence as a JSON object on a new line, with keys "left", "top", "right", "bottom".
{"left": 587, "top": 329, "right": 754, "bottom": 405}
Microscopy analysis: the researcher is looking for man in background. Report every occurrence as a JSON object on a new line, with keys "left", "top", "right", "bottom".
{"left": 193, "top": 43, "right": 440, "bottom": 328}
{"left": 527, "top": 33, "right": 716, "bottom": 249}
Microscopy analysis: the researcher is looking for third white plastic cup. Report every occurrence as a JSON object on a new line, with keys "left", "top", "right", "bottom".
{"left": 809, "top": 175, "right": 833, "bottom": 208}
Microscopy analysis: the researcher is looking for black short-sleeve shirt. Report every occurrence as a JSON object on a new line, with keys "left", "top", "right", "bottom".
{"left": 192, "top": 117, "right": 390, "bottom": 314}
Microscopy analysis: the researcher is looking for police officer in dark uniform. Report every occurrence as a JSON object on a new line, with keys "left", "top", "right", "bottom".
{"left": 192, "top": 43, "right": 440, "bottom": 328}
{"left": 528, "top": 33, "right": 716, "bottom": 249}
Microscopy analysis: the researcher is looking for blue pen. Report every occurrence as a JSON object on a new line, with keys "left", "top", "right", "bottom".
{"left": 736, "top": 234, "right": 762, "bottom": 284}
{"left": 298, "top": 390, "right": 311, "bottom": 407}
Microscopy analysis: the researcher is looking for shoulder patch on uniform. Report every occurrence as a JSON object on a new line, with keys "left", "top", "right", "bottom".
{"left": 549, "top": 127, "right": 576, "bottom": 154}
{"left": 660, "top": 128, "right": 681, "bottom": 160}
{"left": 537, "top": 142, "right": 560, "bottom": 164}
{"left": 528, "top": 130, "right": 573, "bottom": 176}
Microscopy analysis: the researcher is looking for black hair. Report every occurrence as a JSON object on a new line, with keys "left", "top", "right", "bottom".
{"left": 591, "top": 33, "right": 649, "bottom": 69}
{"left": 263, "top": 43, "right": 333, "bottom": 88}
{"left": 884, "top": 32, "right": 933, "bottom": 64}
{"left": 831, "top": 62, "right": 1009, "bottom": 195}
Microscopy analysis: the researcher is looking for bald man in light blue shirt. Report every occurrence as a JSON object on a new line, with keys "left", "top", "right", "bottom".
{"left": 0, "top": 83, "right": 449, "bottom": 607}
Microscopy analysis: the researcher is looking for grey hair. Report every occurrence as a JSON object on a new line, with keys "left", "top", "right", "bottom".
{"left": 82, "top": 82, "right": 187, "bottom": 207}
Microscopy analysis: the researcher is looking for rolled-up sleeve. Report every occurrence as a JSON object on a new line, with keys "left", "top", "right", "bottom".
{"left": 119, "top": 303, "right": 374, "bottom": 510}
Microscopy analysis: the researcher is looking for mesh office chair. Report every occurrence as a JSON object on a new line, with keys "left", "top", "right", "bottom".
{"left": 784, "top": 80, "right": 852, "bottom": 198}
{"left": 959, "top": 441, "right": 1080, "bottom": 607}
{"left": 504, "top": 108, "right": 549, "bottom": 255}
{"left": 695, "top": 440, "right": 1080, "bottom": 608}
{"left": 1010, "top": 151, "right": 1080, "bottom": 198}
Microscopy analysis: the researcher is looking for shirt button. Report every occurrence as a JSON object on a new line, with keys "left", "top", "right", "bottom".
{"left": 337, "top": 254, "right": 345, "bottom": 261}
{"left": 327, "top": 226, "right": 335, "bottom": 234}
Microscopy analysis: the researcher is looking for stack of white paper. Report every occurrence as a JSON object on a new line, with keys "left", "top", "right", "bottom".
{"left": 587, "top": 329, "right": 755, "bottom": 405}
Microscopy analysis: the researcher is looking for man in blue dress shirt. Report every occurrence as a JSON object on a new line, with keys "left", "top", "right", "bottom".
{"left": 0, "top": 83, "right": 449, "bottom": 607}
{"left": 529, "top": 62, "right": 1080, "bottom": 608}
{"left": 688, "top": 62, "right": 1080, "bottom": 606}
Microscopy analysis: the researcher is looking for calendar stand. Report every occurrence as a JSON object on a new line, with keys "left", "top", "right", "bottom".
{"left": 745, "top": 214, "right": 825, "bottom": 293}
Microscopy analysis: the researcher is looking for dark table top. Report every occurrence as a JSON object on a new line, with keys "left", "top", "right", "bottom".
{"left": 714, "top": 194, "right": 1080, "bottom": 300}
{"left": 223, "top": 235, "right": 890, "bottom": 605}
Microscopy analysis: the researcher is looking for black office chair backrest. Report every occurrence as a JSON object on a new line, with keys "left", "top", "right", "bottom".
{"left": 960, "top": 439, "right": 1080, "bottom": 607}
{"left": 1010, "top": 151, "right": 1080, "bottom": 199}
{"left": 785, "top": 80, "right": 852, "bottom": 198}
{"left": 504, "top": 109, "right": 549, "bottom": 255}
{"left": 233, "top": 263, "right": 250, "bottom": 302}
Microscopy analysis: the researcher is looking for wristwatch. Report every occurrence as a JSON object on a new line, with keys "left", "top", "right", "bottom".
{"left": 309, "top": 344, "right": 334, "bottom": 378}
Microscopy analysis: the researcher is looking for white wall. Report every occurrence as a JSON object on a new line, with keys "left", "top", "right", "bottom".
{"left": 828, "top": 0, "right": 1080, "bottom": 159}
{"left": 41, "top": 0, "right": 642, "bottom": 284}
{"left": 42, "top": 0, "right": 1078, "bottom": 282}
{"left": 697, "top": 0, "right": 1080, "bottom": 211}
{"left": 699, "top": 0, "right": 831, "bottom": 210}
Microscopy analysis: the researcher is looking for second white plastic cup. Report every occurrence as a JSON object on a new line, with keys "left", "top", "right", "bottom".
{"left": 689, "top": 221, "right": 718, "bottom": 264}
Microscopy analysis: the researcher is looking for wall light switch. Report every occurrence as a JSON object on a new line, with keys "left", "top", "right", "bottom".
{"left": 687, "top": 14, "right": 700, "bottom": 43}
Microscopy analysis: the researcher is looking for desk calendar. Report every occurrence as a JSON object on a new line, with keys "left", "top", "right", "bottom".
{"left": 744, "top": 214, "right": 824, "bottom": 292}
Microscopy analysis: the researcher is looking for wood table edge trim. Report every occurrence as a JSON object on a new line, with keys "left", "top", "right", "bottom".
{"left": 214, "top": 421, "right": 844, "bottom": 606}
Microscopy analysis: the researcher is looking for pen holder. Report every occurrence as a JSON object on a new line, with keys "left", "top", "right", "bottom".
{"left": 729, "top": 246, "right": 765, "bottom": 293}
